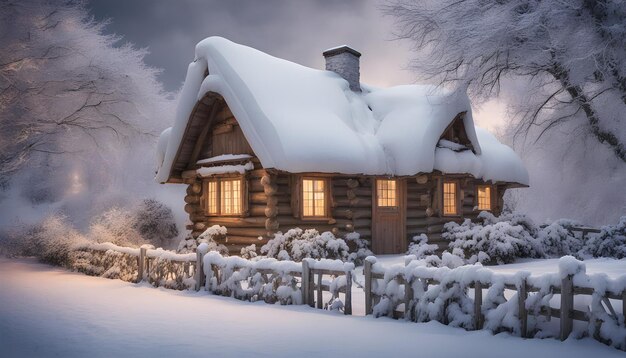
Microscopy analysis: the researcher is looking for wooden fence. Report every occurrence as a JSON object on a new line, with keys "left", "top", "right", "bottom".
{"left": 302, "top": 260, "right": 353, "bottom": 314}
{"left": 71, "top": 243, "right": 624, "bottom": 350}
{"left": 364, "top": 257, "right": 626, "bottom": 349}
{"left": 199, "top": 254, "right": 353, "bottom": 314}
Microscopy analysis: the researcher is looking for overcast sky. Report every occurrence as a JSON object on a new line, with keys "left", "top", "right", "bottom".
{"left": 87, "top": 0, "right": 503, "bottom": 129}
{"left": 87, "top": 0, "right": 416, "bottom": 91}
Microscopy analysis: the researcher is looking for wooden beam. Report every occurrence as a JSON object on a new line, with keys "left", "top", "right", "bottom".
{"left": 187, "top": 102, "right": 220, "bottom": 169}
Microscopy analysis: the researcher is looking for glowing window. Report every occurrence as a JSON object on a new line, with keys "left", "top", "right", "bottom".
{"left": 302, "top": 178, "right": 326, "bottom": 217}
{"left": 220, "top": 179, "right": 241, "bottom": 215}
{"left": 205, "top": 178, "right": 242, "bottom": 215}
{"left": 376, "top": 179, "right": 397, "bottom": 207}
{"left": 206, "top": 181, "right": 218, "bottom": 214}
{"left": 477, "top": 185, "right": 491, "bottom": 211}
{"left": 443, "top": 181, "right": 458, "bottom": 216}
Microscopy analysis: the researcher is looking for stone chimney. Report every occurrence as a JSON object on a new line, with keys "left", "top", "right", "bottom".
{"left": 323, "top": 45, "right": 361, "bottom": 92}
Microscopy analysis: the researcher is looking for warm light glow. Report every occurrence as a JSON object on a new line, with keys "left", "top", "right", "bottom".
{"left": 205, "top": 178, "right": 242, "bottom": 215}
{"left": 443, "top": 181, "right": 457, "bottom": 215}
{"left": 302, "top": 178, "right": 326, "bottom": 217}
{"left": 220, "top": 179, "right": 241, "bottom": 215}
{"left": 67, "top": 170, "right": 85, "bottom": 195}
{"left": 376, "top": 179, "right": 397, "bottom": 207}
{"left": 477, "top": 185, "right": 491, "bottom": 210}
{"left": 206, "top": 181, "right": 218, "bottom": 214}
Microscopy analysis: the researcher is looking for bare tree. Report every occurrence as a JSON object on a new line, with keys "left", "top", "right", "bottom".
{"left": 0, "top": 0, "right": 172, "bottom": 187}
{"left": 384, "top": 0, "right": 626, "bottom": 162}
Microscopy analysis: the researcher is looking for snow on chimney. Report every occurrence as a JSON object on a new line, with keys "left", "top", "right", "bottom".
{"left": 323, "top": 45, "right": 361, "bottom": 92}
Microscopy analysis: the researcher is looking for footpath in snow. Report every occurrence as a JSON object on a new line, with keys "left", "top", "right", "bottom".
{"left": 0, "top": 258, "right": 623, "bottom": 358}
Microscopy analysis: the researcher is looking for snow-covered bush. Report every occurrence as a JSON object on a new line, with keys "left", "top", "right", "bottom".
{"left": 88, "top": 200, "right": 180, "bottom": 249}
{"left": 132, "top": 199, "right": 179, "bottom": 249}
{"left": 580, "top": 216, "right": 626, "bottom": 259}
{"left": 88, "top": 207, "right": 147, "bottom": 247}
{"left": 260, "top": 228, "right": 371, "bottom": 263}
{"left": 537, "top": 219, "right": 582, "bottom": 257}
{"left": 443, "top": 212, "right": 543, "bottom": 265}
{"left": 177, "top": 225, "right": 229, "bottom": 255}
{"left": 344, "top": 232, "right": 374, "bottom": 265}
{"left": 407, "top": 234, "right": 439, "bottom": 259}
{"left": 240, "top": 244, "right": 258, "bottom": 259}
{"left": 1, "top": 214, "right": 88, "bottom": 267}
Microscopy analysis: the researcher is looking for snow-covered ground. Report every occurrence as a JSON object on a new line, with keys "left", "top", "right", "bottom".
{"left": 1, "top": 258, "right": 624, "bottom": 358}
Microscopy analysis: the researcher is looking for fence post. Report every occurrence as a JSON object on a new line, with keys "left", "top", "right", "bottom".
{"left": 560, "top": 274, "right": 574, "bottom": 341}
{"left": 345, "top": 270, "right": 352, "bottom": 315}
{"left": 518, "top": 279, "right": 528, "bottom": 338}
{"left": 195, "top": 250, "right": 206, "bottom": 291}
{"left": 364, "top": 259, "right": 373, "bottom": 315}
{"left": 316, "top": 272, "right": 323, "bottom": 309}
{"left": 474, "top": 281, "right": 483, "bottom": 330}
{"left": 302, "top": 260, "right": 310, "bottom": 306}
{"left": 137, "top": 247, "right": 146, "bottom": 283}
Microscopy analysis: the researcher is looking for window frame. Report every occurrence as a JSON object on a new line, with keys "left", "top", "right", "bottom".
{"left": 441, "top": 179, "right": 460, "bottom": 217}
{"left": 475, "top": 184, "right": 494, "bottom": 211}
{"left": 300, "top": 176, "right": 331, "bottom": 220}
{"left": 202, "top": 175, "right": 247, "bottom": 217}
{"left": 375, "top": 179, "right": 399, "bottom": 209}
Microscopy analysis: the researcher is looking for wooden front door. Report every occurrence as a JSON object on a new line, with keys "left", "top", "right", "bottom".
{"left": 372, "top": 179, "right": 406, "bottom": 254}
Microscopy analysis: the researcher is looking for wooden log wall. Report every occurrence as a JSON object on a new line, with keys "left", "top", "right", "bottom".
{"left": 331, "top": 177, "right": 373, "bottom": 244}
{"left": 185, "top": 169, "right": 509, "bottom": 255}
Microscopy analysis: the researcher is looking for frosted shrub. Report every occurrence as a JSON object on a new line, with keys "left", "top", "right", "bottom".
{"left": 178, "top": 225, "right": 229, "bottom": 255}
{"left": 261, "top": 228, "right": 370, "bottom": 263}
{"left": 132, "top": 199, "right": 179, "bottom": 249}
{"left": 580, "top": 216, "right": 626, "bottom": 259}
{"left": 443, "top": 212, "right": 543, "bottom": 265}
{"left": 89, "top": 200, "right": 180, "bottom": 249}
{"left": 537, "top": 219, "right": 582, "bottom": 257}
{"left": 1, "top": 214, "right": 88, "bottom": 267}
{"left": 407, "top": 234, "right": 439, "bottom": 259}
{"left": 345, "top": 232, "right": 373, "bottom": 265}
{"left": 240, "top": 244, "right": 257, "bottom": 259}
{"left": 88, "top": 207, "right": 146, "bottom": 247}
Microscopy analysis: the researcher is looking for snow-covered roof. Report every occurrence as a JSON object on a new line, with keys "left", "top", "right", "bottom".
{"left": 156, "top": 37, "right": 528, "bottom": 185}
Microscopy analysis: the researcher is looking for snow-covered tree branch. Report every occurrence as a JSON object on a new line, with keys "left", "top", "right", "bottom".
{"left": 384, "top": 0, "right": 626, "bottom": 162}
{"left": 0, "top": 0, "right": 172, "bottom": 186}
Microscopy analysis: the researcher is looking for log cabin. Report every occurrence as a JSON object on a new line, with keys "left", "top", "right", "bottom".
{"left": 155, "top": 37, "right": 529, "bottom": 255}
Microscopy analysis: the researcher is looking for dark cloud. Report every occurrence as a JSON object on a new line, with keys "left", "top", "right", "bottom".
{"left": 87, "top": 0, "right": 413, "bottom": 92}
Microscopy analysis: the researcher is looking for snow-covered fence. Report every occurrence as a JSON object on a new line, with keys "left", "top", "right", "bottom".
{"left": 302, "top": 259, "right": 354, "bottom": 314}
{"left": 70, "top": 243, "right": 141, "bottom": 282}
{"left": 364, "top": 256, "right": 626, "bottom": 351}
{"left": 570, "top": 226, "right": 602, "bottom": 241}
{"left": 142, "top": 247, "right": 197, "bottom": 290}
{"left": 201, "top": 251, "right": 354, "bottom": 314}
{"left": 70, "top": 243, "right": 199, "bottom": 290}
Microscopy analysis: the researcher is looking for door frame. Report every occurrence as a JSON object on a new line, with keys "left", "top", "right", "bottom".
{"left": 371, "top": 178, "right": 407, "bottom": 254}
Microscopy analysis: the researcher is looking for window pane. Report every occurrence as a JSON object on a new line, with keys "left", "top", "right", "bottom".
{"left": 206, "top": 181, "right": 217, "bottom": 214}
{"left": 477, "top": 186, "right": 491, "bottom": 210}
{"left": 220, "top": 179, "right": 241, "bottom": 215}
{"left": 302, "top": 178, "right": 326, "bottom": 217}
{"left": 443, "top": 181, "right": 457, "bottom": 215}
{"left": 377, "top": 179, "right": 397, "bottom": 207}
